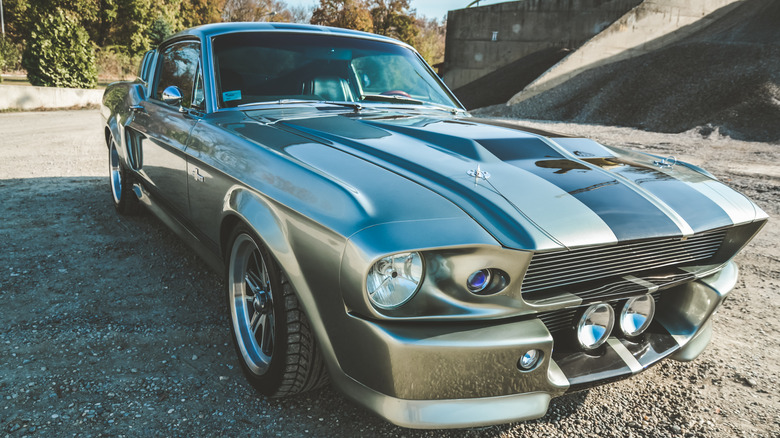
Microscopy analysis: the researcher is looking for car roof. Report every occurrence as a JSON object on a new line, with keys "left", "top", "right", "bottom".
{"left": 164, "top": 22, "right": 407, "bottom": 48}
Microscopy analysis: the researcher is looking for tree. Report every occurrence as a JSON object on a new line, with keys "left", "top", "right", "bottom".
{"left": 21, "top": 8, "right": 98, "bottom": 88}
{"left": 414, "top": 16, "right": 445, "bottom": 66}
{"left": 112, "top": 0, "right": 184, "bottom": 56}
{"left": 85, "top": 0, "right": 119, "bottom": 47}
{"left": 180, "top": 0, "right": 226, "bottom": 28}
{"left": 111, "top": 0, "right": 154, "bottom": 55}
{"left": 288, "top": 4, "right": 313, "bottom": 24}
{"left": 370, "top": 0, "right": 417, "bottom": 45}
{"left": 222, "top": 0, "right": 284, "bottom": 22}
{"left": 310, "top": 0, "right": 372, "bottom": 33}
{"left": 2, "top": 0, "right": 32, "bottom": 43}
{"left": 147, "top": 16, "right": 177, "bottom": 46}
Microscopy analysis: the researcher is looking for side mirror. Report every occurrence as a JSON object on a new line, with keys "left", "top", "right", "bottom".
{"left": 162, "top": 86, "right": 183, "bottom": 107}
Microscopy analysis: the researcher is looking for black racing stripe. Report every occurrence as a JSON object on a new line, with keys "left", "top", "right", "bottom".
{"left": 481, "top": 159, "right": 683, "bottom": 243}
{"left": 518, "top": 160, "right": 682, "bottom": 241}
{"left": 480, "top": 138, "right": 683, "bottom": 240}
{"left": 586, "top": 158, "right": 734, "bottom": 233}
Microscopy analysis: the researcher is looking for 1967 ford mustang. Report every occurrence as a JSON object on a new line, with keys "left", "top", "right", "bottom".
{"left": 101, "top": 22, "right": 767, "bottom": 428}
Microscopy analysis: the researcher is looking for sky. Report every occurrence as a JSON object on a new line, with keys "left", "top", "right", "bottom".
{"left": 284, "top": 0, "right": 513, "bottom": 22}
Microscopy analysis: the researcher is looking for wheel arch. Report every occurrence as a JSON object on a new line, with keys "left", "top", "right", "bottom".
{"left": 219, "top": 187, "right": 346, "bottom": 378}
{"left": 219, "top": 188, "right": 291, "bottom": 266}
{"left": 104, "top": 111, "right": 122, "bottom": 151}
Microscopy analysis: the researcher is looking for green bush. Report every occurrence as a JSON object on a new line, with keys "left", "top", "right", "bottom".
{"left": 21, "top": 8, "right": 98, "bottom": 89}
{"left": 0, "top": 37, "right": 24, "bottom": 73}
{"left": 147, "top": 16, "right": 176, "bottom": 47}
{"left": 97, "top": 46, "right": 141, "bottom": 81}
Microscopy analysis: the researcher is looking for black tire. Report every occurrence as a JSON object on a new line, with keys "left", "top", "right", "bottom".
{"left": 226, "top": 225, "right": 329, "bottom": 397}
{"left": 109, "top": 139, "right": 141, "bottom": 215}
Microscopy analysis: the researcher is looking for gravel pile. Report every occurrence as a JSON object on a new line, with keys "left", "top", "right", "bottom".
{"left": 475, "top": 0, "right": 780, "bottom": 143}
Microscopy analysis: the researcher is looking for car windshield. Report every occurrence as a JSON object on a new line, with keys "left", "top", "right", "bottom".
{"left": 211, "top": 32, "right": 460, "bottom": 110}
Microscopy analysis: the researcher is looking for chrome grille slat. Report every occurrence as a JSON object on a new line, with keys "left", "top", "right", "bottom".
{"left": 527, "top": 240, "right": 722, "bottom": 269}
{"left": 522, "top": 248, "right": 720, "bottom": 289}
{"left": 523, "top": 246, "right": 720, "bottom": 283}
{"left": 522, "top": 231, "right": 725, "bottom": 294}
{"left": 527, "top": 237, "right": 705, "bottom": 261}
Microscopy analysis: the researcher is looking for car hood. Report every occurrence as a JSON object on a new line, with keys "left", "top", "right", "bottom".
{"left": 243, "top": 108, "right": 763, "bottom": 251}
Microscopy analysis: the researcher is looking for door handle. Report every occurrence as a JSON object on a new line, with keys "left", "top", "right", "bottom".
{"left": 129, "top": 105, "right": 147, "bottom": 114}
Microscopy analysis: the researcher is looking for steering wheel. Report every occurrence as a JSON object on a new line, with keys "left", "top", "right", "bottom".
{"left": 380, "top": 90, "right": 412, "bottom": 98}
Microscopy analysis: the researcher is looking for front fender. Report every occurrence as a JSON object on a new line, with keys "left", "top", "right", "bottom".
{"left": 102, "top": 82, "right": 146, "bottom": 159}
{"left": 221, "top": 186, "right": 349, "bottom": 377}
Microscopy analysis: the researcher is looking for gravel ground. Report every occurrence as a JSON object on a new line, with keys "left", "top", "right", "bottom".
{"left": 0, "top": 111, "right": 778, "bottom": 437}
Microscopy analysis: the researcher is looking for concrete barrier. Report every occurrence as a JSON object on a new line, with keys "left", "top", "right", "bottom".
{"left": 508, "top": 0, "right": 743, "bottom": 105}
{"left": 443, "top": 0, "right": 642, "bottom": 91}
{"left": 0, "top": 84, "right": 103, "bottom": 110}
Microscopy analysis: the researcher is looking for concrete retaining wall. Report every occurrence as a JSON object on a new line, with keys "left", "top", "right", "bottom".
{"left": 0, "top": 84, "right": 103, "bottom": 110}
{"left": 508, "top": 0, "right": 743, "bottom": 104}
{"left": 442, "top": 0, "right": 642, "bottom": 90}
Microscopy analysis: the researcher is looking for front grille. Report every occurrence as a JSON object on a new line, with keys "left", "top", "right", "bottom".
{"left": 521, "top": 230, "right": 726, "bottom": 295}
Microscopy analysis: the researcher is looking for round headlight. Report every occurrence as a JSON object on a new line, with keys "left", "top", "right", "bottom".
{"left": 366, "top": 252, "right": 423, "bottom": 309}
{"left": 619, "top": 294, "right": 655, "bottom": 337}
{"left": 576, "top": 303, "right": 614, "bottom": 351}
{"left": 467, "top": 269, "right": 491, "bottom": 293}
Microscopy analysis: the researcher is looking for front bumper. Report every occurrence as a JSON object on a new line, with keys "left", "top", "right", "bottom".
{"left": 331, "top": 261, "right": 738, "bottom": 429}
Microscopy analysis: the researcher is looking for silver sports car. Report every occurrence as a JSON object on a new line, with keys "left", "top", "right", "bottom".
{"left": 101, "top": 22, "right": 767, "bottom": 429}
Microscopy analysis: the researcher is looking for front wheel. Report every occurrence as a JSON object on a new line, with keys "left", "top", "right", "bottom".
{"left": 109, "top": 139, "right": 140, "bottom": 215}
{"left": 226, "top": 226, "right": 328, "bottom": 397}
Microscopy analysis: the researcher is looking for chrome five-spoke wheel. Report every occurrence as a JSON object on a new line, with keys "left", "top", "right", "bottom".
{"left": 108, "top": 138, "right": 140, "bottom": 215}
{"left": 226, "top": 226, "right": 329, "bottom": 397}
{"left": 226, "top": 225, "right": 328, "bottom": 397}
{"left": 109, "top": 141, "right": 123, "bottom": 205}
{"left": 229, "top": 233, "right": 276, "bottom": 375}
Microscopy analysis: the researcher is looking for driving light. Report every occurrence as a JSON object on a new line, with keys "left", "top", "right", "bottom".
{"left": 366, "top": 252, "right": 423, "bottom": 309}
{"left": 619, "top": 294, "right": 656, "bottom": 337}
{"left": 518, "top": 349, "right": 542, "bottom": 371}
{"left": 576, "top": 303, "right": 614, "bottom": 351}
{"left": 467, "top": 269, "right": 491, "bottom": 293}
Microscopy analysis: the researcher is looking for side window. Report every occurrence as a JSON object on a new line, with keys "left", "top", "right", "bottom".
{"left": 138, "top": 49, "right": 155, "bottom": 84}
{"left": 192, "top": 66, "right": 205, "bottom": 110}
{"left": 154, "top": 41, "right": 201, "bottom": 109}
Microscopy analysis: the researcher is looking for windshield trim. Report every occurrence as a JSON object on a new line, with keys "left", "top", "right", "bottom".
{"left": 233, "top": 99, "right": 466, "bottom": 115}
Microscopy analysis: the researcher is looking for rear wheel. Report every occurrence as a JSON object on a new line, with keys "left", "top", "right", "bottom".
{"left": 226, "top": 226, "right": 328, "bottom": 397}
{"left": 109, "top": 139, "right": 140, "bottom": 215}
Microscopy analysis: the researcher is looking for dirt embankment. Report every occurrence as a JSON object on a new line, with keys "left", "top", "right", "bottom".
{"left": 476, "top": 0, "right": 780, "bottom": 143}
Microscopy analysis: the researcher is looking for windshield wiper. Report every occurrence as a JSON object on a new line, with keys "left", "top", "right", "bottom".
{"left": 361, "top": 94, "right": 424, "bottom": 105}
{"left": 320, "top": 101, "right": 363, "bottom": 112}
{"left": 421, "top": 101, "right": 466, "bottom": 115}
{"left": 361, "top": 94, "right": 463, "bottom": 114}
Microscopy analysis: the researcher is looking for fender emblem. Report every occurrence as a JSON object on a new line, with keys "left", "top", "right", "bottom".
{"left": 467, "top": 165, "right": 491, "bottom": 185}
{"left": 192, "top": 168, "right": 205, "bottom": 182}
